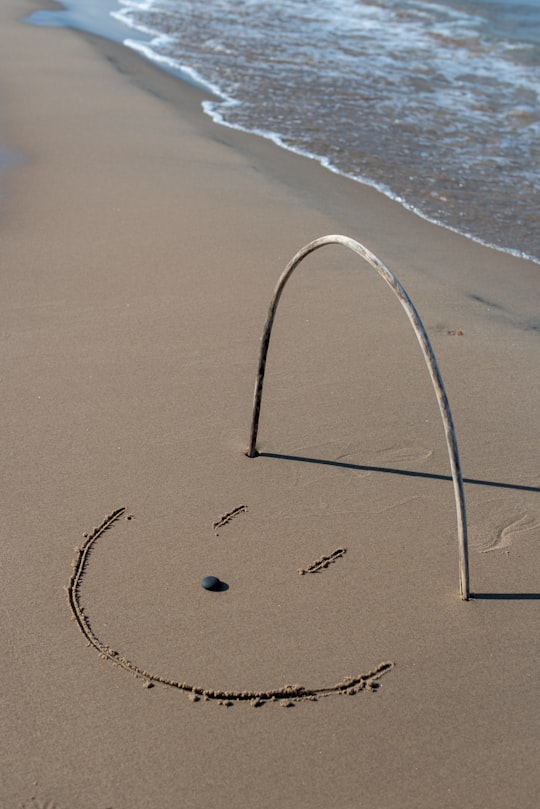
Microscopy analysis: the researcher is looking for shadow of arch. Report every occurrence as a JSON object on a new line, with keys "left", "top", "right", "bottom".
{"left": 257, "top": 452, "right": 540, "bottom": 495}
{"left": 246, "top": 235, "right": 470, "bottom": 600}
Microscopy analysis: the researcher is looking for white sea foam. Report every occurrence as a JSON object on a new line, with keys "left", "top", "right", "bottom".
{"left": 110, "top": 0, "right": 539, "bottom": 262}
{"left": 123, "top": 38, "right": 225, "bottom": 95}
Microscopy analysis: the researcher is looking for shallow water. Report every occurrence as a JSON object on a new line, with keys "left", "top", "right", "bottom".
{"left": 29, "top": 0, "right": 540, "bottom": 262}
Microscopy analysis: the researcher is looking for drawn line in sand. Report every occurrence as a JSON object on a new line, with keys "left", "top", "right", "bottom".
{"left": 67, "top": 509, "right": 394, "bottom": 705}
{"left": 213, "top": 504, "right": 247, "bottom": 534}
{"left": 298, "top": 548, "right": 346, "bottom": 575}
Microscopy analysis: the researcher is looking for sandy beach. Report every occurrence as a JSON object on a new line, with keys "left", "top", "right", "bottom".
{"left": 1, "top": 2, "right": 539, "bottom": 807}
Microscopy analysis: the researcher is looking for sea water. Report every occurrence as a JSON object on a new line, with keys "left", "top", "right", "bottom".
{"left": 32, "top": 0, "right": 540, "bottom": 261}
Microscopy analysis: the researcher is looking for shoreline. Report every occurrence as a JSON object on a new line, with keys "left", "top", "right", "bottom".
{"left": 63, "top": 28, "right": 540, "bottom": 334}
{"left": 17, "top": 12, "right": 540, "bottom": 334}
{"left": 1, "top": 2, "right": 539, "bottom": 808}
{"left": 24, "top": 0, "right": 540, "bottom": 266}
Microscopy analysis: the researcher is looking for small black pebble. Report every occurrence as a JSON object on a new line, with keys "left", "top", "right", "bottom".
{"left": 201, "top": 575, "right": 221, "bottom": 591}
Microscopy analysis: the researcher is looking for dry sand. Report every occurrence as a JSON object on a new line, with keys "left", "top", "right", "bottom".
{"left": 1, "top": 2, "right": 539, "bottom": 807}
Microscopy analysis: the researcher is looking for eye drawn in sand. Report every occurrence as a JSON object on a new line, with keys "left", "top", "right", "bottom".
{"left": 67, "top": 508, "right": 394, "bottom": 706}
{"left": 297, "top": 548, "right": 346, "bottom": 575}
{"left": 213, "top": 504, "right": 248, "bottom": 535}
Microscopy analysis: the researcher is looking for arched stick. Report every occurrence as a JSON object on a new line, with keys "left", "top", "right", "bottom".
{"left": 246, "top": 235, "right": 470, "bottom": 601}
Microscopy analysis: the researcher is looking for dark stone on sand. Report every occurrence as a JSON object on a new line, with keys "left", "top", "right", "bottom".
{"left": 201, "top": 575, "right": 221, "bottom": 591}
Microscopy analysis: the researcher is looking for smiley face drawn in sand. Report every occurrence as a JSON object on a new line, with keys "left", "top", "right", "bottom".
{"left": 67, "top": 505, "right": 394, "bottom": 707}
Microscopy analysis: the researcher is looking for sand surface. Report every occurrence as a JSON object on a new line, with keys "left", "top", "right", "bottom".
{"left": 1, "top": 2, "right": 539, "bottom": 808}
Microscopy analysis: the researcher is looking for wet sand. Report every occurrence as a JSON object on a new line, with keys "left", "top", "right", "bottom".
{"left": 1, "top": 2, "right": 539, "bottom": 808}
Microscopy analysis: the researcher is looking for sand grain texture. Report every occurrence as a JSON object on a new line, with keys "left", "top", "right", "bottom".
{"left": 1, "top": 2, "right": 539, "bottom": 808}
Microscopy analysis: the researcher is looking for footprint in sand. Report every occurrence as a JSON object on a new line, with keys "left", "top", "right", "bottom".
{"left": 371, "top": 443, "right": 433, "bottom": 465}
{"left": 334, "top": 441, "right": 433, "bottom": 468}
{"left": 284, "top": 440, "right": 433, "bottom": 478}
{"left": 470, "top": 497, "right": 540, "bottom": 552}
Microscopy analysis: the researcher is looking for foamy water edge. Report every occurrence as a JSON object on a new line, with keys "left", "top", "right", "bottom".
{"left": 119, "top": 26, "right": 540, "bottom": 267}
